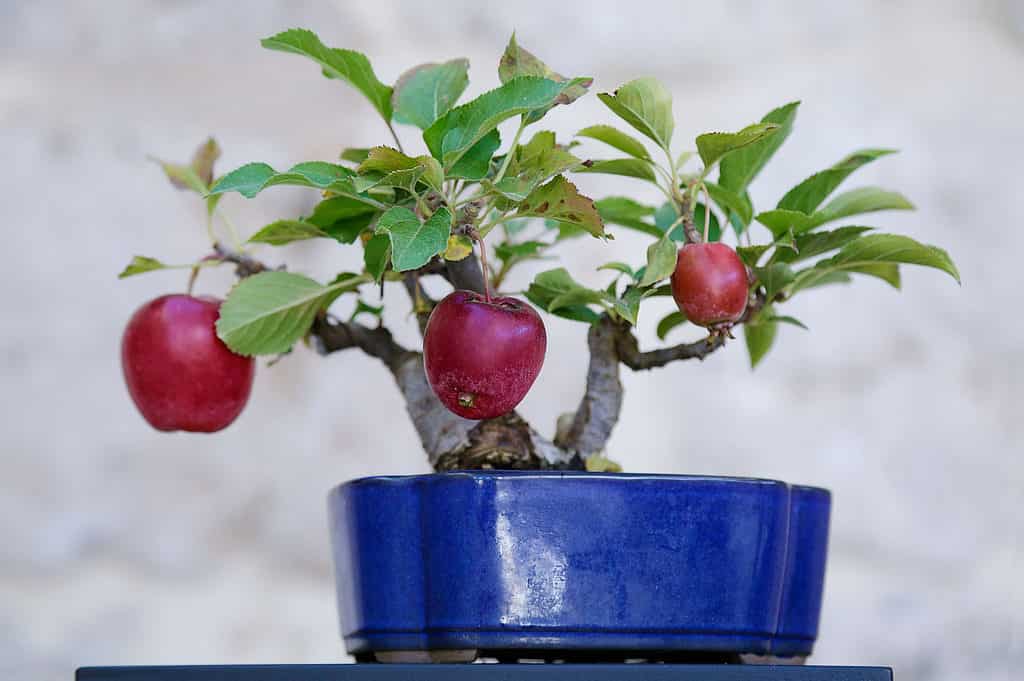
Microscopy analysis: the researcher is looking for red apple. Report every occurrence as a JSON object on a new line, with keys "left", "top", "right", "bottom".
{"left": 423, "top": 290, "right": 546, "bottom": 420}
{"left": 671, "top": 242, "right": 749, "bottom": 327}
{"left": 121, "top": 294, "right": 255, "bottom": 432}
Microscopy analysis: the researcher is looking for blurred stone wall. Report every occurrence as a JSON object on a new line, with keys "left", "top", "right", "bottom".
{"left": 1, "top": 1, "right": 1022, "bottom": 680}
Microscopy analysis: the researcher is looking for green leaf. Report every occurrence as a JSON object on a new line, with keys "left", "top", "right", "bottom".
{"left": 363, "top": 233, "right": 391, "bottom": 282}
{"left": 516, "top": 176, "right": 605, "bottom": 238}
{"left": 789, "top": 233, "right": 960, "bottom": 294}
{"left": 744, "top": 310, "right": 778, "bottom": 368}
{"left": 597, "top": 78, "right": 674, "bottom": 150}
{"left": 812, "top": 186, "right": 914, "bottom": 225}
{"left": 498, "top": 34, "right": 592, "bottom": 121}
{"left": 578, "top": 158, "right": 656, "bottom": 182}
{"left": 448, "top": 130, "right": 501, "bottom": 180}
{"left": 306, "top": 196, "right": 379, "bottom": 243}
{"left": 375, "top": 206, "right": 452, "bottom": 271}
{"left": 656, "top": 310, "right": 687, "bottom": 340}
{"left": 525, "top": 267, "right": 604, "bottom": 323}
{"left": 758, "top": 187, "right": 913, "bottom": 238}
{"left": 719, "top": 101, "right": 799, "bottom": 195}
{"left": 695, "top": 122, "right": 779, "bottom": 169}
{"left": 261, "top": 29, "right": 393, "bottom": 120}
{"left": 754, "top": 263, "right": 796, "bottom": 301}
{"left": 424, "top": 77, "right": 579, "bottom": 170}
{"left": 576, "top": 124, "right": 651, "bottom": 160}
{"left": 598, "top": 261, "right": 635, "bottom": 277}
{"left": 639, "top": 236, "right": 678, "bottom": 287}
{"left": 595, "top": 197, "right": 660, "bottom": 237}
{"left": 736, "top": 245, "right": 772, "bottom": 268}
{"left": 247, "top": 220, "right": 329, "bottom": 246}
{"left": 444, "top": 234, "right": 474, "bottom": 261}
{"left": 489, "top": 130, "right": 582, "bottom": 202}
{"left": 349, "top": 298, "right": 384, "bottom": 323}
{"left": 771, "top": 226, "right": 874, "bottom": 264}
{"left": 209, "top": 161, "right": 358, "bottom": 198}
{"left": 118, "top": 256, "right": 172, "bottom": 278}
{"left": 216, "top": 271, "right": 368, "bottom": 356}
{"left": 392, "top": 59, "right": 469, "bottom": 129}
{"left": 151, "top": 137, "right": 222, "bottom": 194}
{"left": 705, "top": 181, "right": 753, "bottom": 229}
{"left": 778, "top": 148, "right": 897, "bottom": 214}
{"left": 768, "top": 314, "right": 808, "bottom": 330}
{"left": 549, "top": 287, "right": 609, "bottom": 310}
{"left": 340, "top": 147, "right": 372, "bottom": 164}
{"left": 612, "top": 286, "right": 648, "bottom": 325}
{"left": 494, "top": 240, "right": 548, "bottom": 261}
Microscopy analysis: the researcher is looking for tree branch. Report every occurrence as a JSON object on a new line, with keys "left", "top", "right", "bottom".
{"left": 556, "top": 315, "right": 624, "bottom": 456}
{"left": 310, "top": 315, "right": 409, "bottom": 371}
{"left": 616, "top": 331, "right": 726, "bottom": 370}
{"left": 444, "top": 252, "right": 486, "bottom": 293}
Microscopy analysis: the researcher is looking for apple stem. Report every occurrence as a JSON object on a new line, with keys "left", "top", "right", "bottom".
{"left": 186, "top": 265, "right": 200, "bottom": 296}
{"left": 472, "top": 231, "right": 493, "bottom": 302}
{"left": 701, "top": 183, "right": 711, "bottom": 243}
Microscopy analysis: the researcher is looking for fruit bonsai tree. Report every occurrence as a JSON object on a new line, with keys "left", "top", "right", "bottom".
{"left": 120, "top": 29, "right": 959, "bottom": 471}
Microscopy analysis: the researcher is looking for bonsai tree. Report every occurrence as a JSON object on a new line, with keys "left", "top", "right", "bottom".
{"left": 120, "top": 29, "right": 959, "bottom": 471}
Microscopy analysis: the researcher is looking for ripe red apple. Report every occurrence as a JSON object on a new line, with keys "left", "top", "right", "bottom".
{"left": 121, "top": 294, "right": 255, "bottom": 432}
{"left": 423, "top": 290, "right": 546, "bottom": 420}
{"left": 671, "top": 242, "right": 749, "bottom": 327}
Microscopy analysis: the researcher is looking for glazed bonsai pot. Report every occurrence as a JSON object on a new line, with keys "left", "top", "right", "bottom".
{"left": 327, "top": 472, "right": 830, "bottom": 661}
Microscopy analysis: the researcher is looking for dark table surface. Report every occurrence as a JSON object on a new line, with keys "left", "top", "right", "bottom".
{"left": 77, "top": 665, "right": 892, "bottom": 680}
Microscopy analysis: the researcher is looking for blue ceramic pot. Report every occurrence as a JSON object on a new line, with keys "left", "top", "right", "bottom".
{"left": 327, "top": 472, "right": 830, "bottom": 659}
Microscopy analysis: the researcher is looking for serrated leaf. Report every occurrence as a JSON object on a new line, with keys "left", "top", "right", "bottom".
{"left": 549, "top": 287, "right": 610, "bottom": 311}
{"left": 448, "top": 129, "right": 501, "bottom": 180}
{"left": 656, "top": 310, "right": 688, "bottom": 340}
{"left": 612, "top": 285, "right": 648, "bottom": 325}
{"left": 118, "top": 256, "right": 172, "bottom": 278}
{"left": 494, "top": 240, "right": 547, "bottom": 261}
{"left": 736, "top": 245, "right": 772, "bottom": 268}
{"left": 261, "top": 29, "right": 393, "bottom": 120}
{"left": 340, "top": 147, "right": 372, "bottom": 164}
{"left": 424, "top": 77, "right": 579, "bottom": 170}
{"left": 392, "top": 59, "right": 469, "bottom": 129}
{"left": 759, "top": 187, "right": 913, "bottom": 238}
{"left": 719, "top": 101, "right": 799, "bottom": 195}
{"left": 778, "top": 149, "right": 897, "bottom": 214}
{"left": 812, "top": 186, "right": 914, "bottom": 225}
{"left": 525, "top": 267, "right": 604, "bottom": 323}
{"left": 578, "top": 158, "right": 657, "bottom": 182}
{"left": 705, "top": 181, "right": 753, "bottom": 230}
{"left": 363, "top": 233, "right": 391, "bottom": 282}
{"left": 755, "top": 263, "right": 796, "bottom": 301}
{"left": 152, "top": 137, "right": 222, "bottom": 194}
{"left": 209, "top": 161, "right": 359, "bottom": 198}
{"left": 771, "top": 226, "right": 874, "bottom": 264}
{"left": 442, "top": 234, "right": 474, "bottom": 262}
{"left": 247, "top": 220, "right": 329, "bottom": 246}
{"left": 789, "top": 233, "right": 959, "bottom": 294}
{"left": 216, "top": 271, "right": 368, "bottom": 356}
{"left": 375, "top": 206, "right": 452, "bottom": 271}
{"left": 306, "top": 196, "right": 379, "bottom": 243}
{"left": 597, "top": 78, "right": 674, "bottom": 150}
{"left": 597, "top": 261, "right": 634, "bottom": 277}
{"left": 744, "top": 311, "right": 778, "bottom": 368}
{"left": 696, "top": 122, "right": 779, "bottom": 169}
{"left": 639, "top": 236, "right": 678, "bottom": 287}
{"left": 595, "top": 197, "right": 660, "bottom": 237}
{"left": 489, "top": 130, "right": 582, "bottom": 201}
{"left": 516, "top": 175, "right": 605, "bottom": 238}
{"left": 498, "top": 34, "right": 592, "bottom": 121}
{"left": 576, "top": 124, "right": 651, "bottom": 160}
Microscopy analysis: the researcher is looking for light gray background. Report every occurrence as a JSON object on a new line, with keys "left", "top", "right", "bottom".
{"left": 1, "top": 1, "right": 1022, "bottom": 680}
